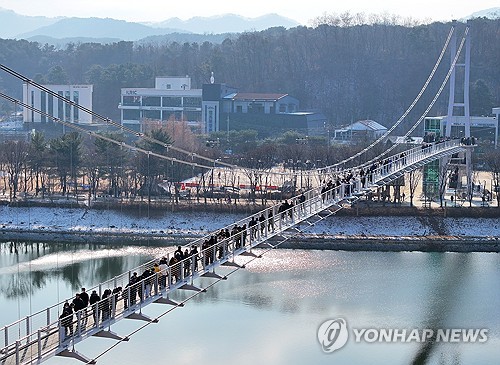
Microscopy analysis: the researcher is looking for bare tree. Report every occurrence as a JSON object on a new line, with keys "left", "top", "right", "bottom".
{"left": 242, "top": 167, "right": 259, "bottom": 204}
{"left": 0, "top": 140, "right": 29, "bottom": 200}
{"left": 80, "top": 144, "right": 101, "bottom": 202}
{"left": 484, "top": 149, "right": 500, "bottom": 207}
{"left": 438, "top": 157, "right": 451, "bottom": 207}
{"left": 406, "top": 168, "right": 422, "bottom": 207}
{"left": 27, "top": 131, "right": 48, "bottom": 197}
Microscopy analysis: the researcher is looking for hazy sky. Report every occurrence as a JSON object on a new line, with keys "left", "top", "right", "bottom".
{"left": 0, "top": 0, "right": 497, "bottom": 24}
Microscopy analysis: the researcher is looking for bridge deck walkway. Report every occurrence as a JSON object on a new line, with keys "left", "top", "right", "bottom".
{"left": 0, "top": 139, "right": 467, "bottom": 365}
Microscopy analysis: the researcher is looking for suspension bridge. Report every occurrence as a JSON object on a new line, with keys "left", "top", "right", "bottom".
{"left": 0, "top": 137, "right": 471, "bottom": 365}
{"left": 0, "top": 24, "right": 475, "bottom": 365}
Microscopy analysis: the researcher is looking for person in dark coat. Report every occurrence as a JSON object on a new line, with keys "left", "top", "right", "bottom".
{"left": 259, "top": 213, "right": 266, "bottom": 235}
{"left": 79, "top": 288, "right": 90, "bottom": 326}
{"left": 169, "top": 256, "right": 179, "bottom": 283}
{"left": 174, "top": 246, "right": 184, "bottom": 261}
{"left": 190, "top": 246, "right": 199, "bottom": 272}
{"left": 100, "top": 289, "right": 111, "bottom": 321}
{"left": 89, "top": 290, "right": 100, "bottom": 326}
{"left": 129, "top": 272, "right": 138, "bottom": 305}
{"left": 183, "top": 249, "right": 191, "bottom": 277}
{"left": 71, "top": 293, "right": 85, "bottom": 333}
{"left": 268, "top": 209, "right": 274, "bottom": 232}
{"left": 59, "top": 302, "right": 74, "bottom": 339}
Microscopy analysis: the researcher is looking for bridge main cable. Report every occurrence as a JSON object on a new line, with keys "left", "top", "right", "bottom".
{"left": 359, "top": 26, "right": 470, "bottom": 169}
{"left": 0, "top": 63, "right": 238, "bottom": 170}
{"left": 0, "top": 25, "right": 458, "bottom": 180}
{"left": 0, "top": 91, "right": 218, "bottom": 170}
{"left": 321, "top": 25, "right": 455, "bottom": 170}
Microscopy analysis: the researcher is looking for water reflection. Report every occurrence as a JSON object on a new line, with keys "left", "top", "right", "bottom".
{"left": 0, "top": 241, "right": 155, "bottom": 300}
{"left": 0, "top": 241, "right": 498, "bottom": 365}
{"left": 410, "top": 254, "right": 471, "bottom": 365}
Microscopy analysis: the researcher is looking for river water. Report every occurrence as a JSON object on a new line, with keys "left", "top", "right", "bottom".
{"left": 0, "top": 241, "right": 498, "bottom": 365}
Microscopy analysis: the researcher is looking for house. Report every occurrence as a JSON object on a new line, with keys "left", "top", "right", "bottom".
{"left": 202, "top": 83, "right": 326, "bottom": 137}
{"left": 333, "top": 120, "right": 388, "bottom": 142}
{"left": 221, "top": 92, "right": 299, "bottom": 114}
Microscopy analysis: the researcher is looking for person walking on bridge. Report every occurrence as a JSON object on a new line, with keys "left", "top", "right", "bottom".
{"left": 100, "top": 289, "right": 112, "bottom": 322}
{"left": 59, "top": 302, "right": 74, "bottom": 341}
{"left": 129, "top": 272, "right": 138, "bottom": 306}
{"left": 190, "top": 246, "right": 199, "bottom": 272}
{"left": 159, "top": 258, "right": 168, "bottom": 288}
{"left": 268, "top": 209, "right": 274, "bottom": 232}
{"left": 259, "top": 213, "right": 266, "bottom": 235}
{"left": 80, "top": 288, "right": 89, "bottom": 326}
{"left": 89, "top": 290, "right": 100, "bottom": 326}
{"left": 249, "top": 216, "right": 257, "bottom": 240}
{"left": 72, "top": 293, "right": 85, "bottom": 334}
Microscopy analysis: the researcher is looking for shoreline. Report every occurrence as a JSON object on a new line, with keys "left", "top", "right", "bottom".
{"left": 3, "top": 197, "right": 500, "bottom": 218}
{"left": 279, "top": 236, "right": 500, "bottom": 252}
{"left": 1, "top": 204, "right": 499, "bottom": 253}
{"left": 1, "top": 225, "right": 499, "bottom": 254}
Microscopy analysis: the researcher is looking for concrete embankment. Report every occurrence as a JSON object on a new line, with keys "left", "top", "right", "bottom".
{"left": 277, "top": 236, "right": 500, "bottom": 252}
{"left": 1, "top": 204, "right": 499, "bottom": 252}
{"left": 1, "top": 229, "right": 498, "bottom": 253}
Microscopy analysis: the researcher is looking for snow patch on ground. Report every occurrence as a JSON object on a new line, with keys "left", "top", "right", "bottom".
{"left": 1, "top": 206, "right": 499, "bottom": 238}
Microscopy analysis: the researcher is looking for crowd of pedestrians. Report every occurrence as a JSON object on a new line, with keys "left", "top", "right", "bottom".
{"left": 60, "top": 143, "right": 439, "bottom": 341}
{"left": 59, "top": 136, "right": 467, "bottom": 340}
{"left": 58, "top": 191, "right": 319, "bottom": 342}
{"left": 58, "top": 154, "right": 424, "bottom": 343}
{"left": 59, "top": 179, "right": 369, "bottom": 341}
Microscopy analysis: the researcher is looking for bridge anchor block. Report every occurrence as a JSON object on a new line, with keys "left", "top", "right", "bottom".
{"left": 92, "top": 329, "right": 129, "bottom": 341}
{"left": 202, "top": 271, "right": 224, "bottom": 279}
{"left": 57, "top": 349, "right": 95, "bottom": 364}
{"left": 125, "top": 312, "right": 155, "bottom": 322}
{"left": 155, "top": 297, "right": 184, "bottom": 306}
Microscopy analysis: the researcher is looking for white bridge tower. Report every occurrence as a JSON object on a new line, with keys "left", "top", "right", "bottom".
{"left": 444, "top": 21, "right": 473, "bottom": 203}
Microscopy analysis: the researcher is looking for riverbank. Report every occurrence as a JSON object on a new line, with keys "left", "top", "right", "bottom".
{"left": 1, "top": 205, "right": 499, "bottom": 252}
{"left": 3, "top": 194, "right": 500, "bottom": 217}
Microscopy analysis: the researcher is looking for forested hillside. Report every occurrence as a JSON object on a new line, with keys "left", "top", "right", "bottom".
{"left": 0, "top": 18, "right": 498, "bottom": 128}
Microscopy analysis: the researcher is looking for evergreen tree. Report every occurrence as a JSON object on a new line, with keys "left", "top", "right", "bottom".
{"left": 470, "top": 79, "right": 495, "bottom": 116}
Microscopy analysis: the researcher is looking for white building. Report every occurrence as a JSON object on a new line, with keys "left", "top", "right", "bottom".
{"left": 119, "top": 77, "right": 306, "bottom": 135}
{"left": 425, "top": 115, "right": 498, "bottom": 148}
{"left": 22, "top": 84, "right": 93, "bottom": 124}
{"left": 119, "top": 76, "right": 202, "bottom": 132}
{"left": 492, "top": 107, "right": 500, "bottom": 147}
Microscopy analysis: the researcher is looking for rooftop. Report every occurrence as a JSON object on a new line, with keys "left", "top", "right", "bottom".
{"left": 224, "top": 92, "right": 288, "bottom": 101}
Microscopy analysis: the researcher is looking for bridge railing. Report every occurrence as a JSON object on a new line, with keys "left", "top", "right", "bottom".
{"left": 1, "top": 139, "right": 465, "bottom": 363}
{"left": 3, "top": 181, "right": 361, "bottom": 364}
{"left": 368, "top": 139, "right": 464, "bottom": 185}
{"left": 11, "top": 138, "right": 475, "bottom": 364}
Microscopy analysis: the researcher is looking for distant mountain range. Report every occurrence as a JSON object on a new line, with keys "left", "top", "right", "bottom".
{"left": 0, "top": 8, "right": 61, "bottom": 39}
{"left": 463, "top": 7, "right": 500, "bottom": 20}
{"left": 0, "top": 8, "right": 300, "bottom": 44}
{"left": 144, "top": 13, "right": 299, "bottom": 34}
{"left": 0, "top": 6, "right": 498, "bottom": 46}
{"left": 15, "top": 17, "right": 184, "bottom": 41}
